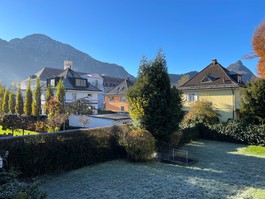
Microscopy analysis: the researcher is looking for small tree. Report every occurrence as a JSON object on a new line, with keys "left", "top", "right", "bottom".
{"left": 55, "top": 79, "right": 65, "bottom": 114}
{"left": 240, "top": 78, "right": 265, "bottom": 124}
{"left": 2, "top": 89, "right": 9, "bottom": 114}
{"left": 184, "top": 100, "right": 220, "bottom": 125}
{"left": 15, "top": 86, "right": 24, "bottom": 115}
{"left": 8, "top": 90, "right": 16, "bottom": 114}
{"left": 32, "top": 78, "right": 42, "bottom": 117}
{"left": 24, "top": 81, "right": 33, "bottom": 116}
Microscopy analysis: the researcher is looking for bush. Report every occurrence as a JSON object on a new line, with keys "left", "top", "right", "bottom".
{"left": 0, "top": 125, "right": 129, "bottom": 177}
{"left": 122, "top": 129, "right": 156, "bottom": 162}
{"left": 199, "top": 120, "right": 265, "bottom": 146}
{"left": 0, "top": 169, "right": 47, "bottom": 199}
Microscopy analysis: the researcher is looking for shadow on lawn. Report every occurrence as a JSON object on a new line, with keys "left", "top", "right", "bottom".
{"left": 150, "top": 139, "right": 265, "bottom": 198}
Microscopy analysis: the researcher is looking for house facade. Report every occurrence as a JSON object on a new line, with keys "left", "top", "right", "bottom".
{"left": 178, "top": 59, "right": 245, "bottom": 122}
{"left": 104, "top": 78, "right": 133, "bottom": 113}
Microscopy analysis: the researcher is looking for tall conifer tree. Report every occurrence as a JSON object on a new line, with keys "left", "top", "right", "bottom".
{"left": 32, "top": 78, "right": 42, "bottom": 116}
{"left": 0, "top": 85, "right": 5, "bottom": 114}
{"left": 8, "top": 89, "right": 16, "bottom": 114}
{"left": 24, "top": 81, "right": 33, "bottom": 116}
{"left": 15, "top": 86, "right": 24, "bottom": 115}
{"left": 2, "top": 89, "right": 9, "bottom": 114}
{"left": 55, "top": 79, "right": 65, "bottom": 114}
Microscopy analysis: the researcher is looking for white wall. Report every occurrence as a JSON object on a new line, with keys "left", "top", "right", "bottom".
{"left": 69, "top": 115, "right": 132, "bottom": 128}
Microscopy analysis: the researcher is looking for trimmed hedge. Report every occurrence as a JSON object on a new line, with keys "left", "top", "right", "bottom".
{"left": 199, "top": 121, "right": 265, "bottom": 146}
{"left": 0, "top": 125, "right": 129, "bottom": 177}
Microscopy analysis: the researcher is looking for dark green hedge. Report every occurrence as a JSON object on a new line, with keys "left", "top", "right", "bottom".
{"left": 0, "top": 125, "right": 129, "bottom": 177}
{"left": 199, "top": 121, "right": 265, "bottom": 146}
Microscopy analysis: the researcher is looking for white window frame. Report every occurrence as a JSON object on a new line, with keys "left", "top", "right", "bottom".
{"left": 186, "top": 93, "right": 198, "bottom": 102}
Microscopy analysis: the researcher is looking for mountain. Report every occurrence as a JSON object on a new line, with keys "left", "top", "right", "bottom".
{"left": 169, "top": 71, "right": 198, "bottom": 84}
{"left": 0, "top": 34, "right": 134, "bottom": 86}
{"left": 227, "top": 60, "right": 256, "bottom": 82}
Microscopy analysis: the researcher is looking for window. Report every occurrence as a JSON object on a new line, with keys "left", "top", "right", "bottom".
{"left": 109, "top": 97, "right": 114, "bottom": 102}
{"left": 50, "top": 79, "right": 55, "bottom": 86}
{"left": 75, "top": 79, "right": 86, "bottom": 87}
{"left": 120, "top": 106, "right": 124, "bottom": 112}
{"left": 120, "top": 96, "right": 126, "bottom": 101}
{"left": 186, "top": 93, "right": 198, "bottom": 102}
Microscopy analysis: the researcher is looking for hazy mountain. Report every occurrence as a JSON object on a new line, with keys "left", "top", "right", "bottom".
{"left": 0, "top": 34, "right": 134, "bottom": 86}
{"left": 169, "top": 71, "right": 198, "bottom": 84}
{"left": 227, "top": 60, "right": 256, "bottom": 82}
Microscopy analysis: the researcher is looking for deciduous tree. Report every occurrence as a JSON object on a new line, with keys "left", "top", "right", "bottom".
{"left": 252, "top": 21, "right": 265, "bottom": 78}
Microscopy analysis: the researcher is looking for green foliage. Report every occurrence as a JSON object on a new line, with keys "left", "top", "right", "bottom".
{"left": 0, "top": 125, "right": 129, "bottom": 177}
{"left": 0, "top": 169, "right": 47, "bottom": 199}
{"left": 240, "top": 78, "right": 265, "bottom": 124}
{"left": 2, "top": 89, "right": 9, "bottom": 114}
{"left": 184, "top": 100, "right": 220, "bottom": 126}
{"left": 45, "top": 84, "right": 53, "bottom": 115}
{"left": 55, "top": 79, "right": 65, "bottom": 114}
{"left": 32, "top": 78, "right": 42, "bottom": 117}
{"left": 15, "top": 87, "right": 24, "bottom": 115}
{"left": 24, "top": 81, "right": 33, "bottom": 116}
{"left": 65, "top": 98, "right": 93, "bottom": 115}
{"left": 200, "top": 120, "right": 265, "bottom": 146}
{"left": 121, "top": 129, "right": 156, "bottom": 162}
{"left": 126, "top": 50, "right": 183, "bottom": 141}
{"left": 0, "top": 84, "right": 5, "bottom": 114}
{"left": 8, "top": 90, "right": 16, "bottom": 114}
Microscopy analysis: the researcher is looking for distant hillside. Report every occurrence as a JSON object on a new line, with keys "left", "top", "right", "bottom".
{"left": 169, "top": 71, "right": 198, "bottom": 84}
{"left": 0, "top": 34, "right": 134, "bottom": 85}
{"left": 227, "top": 60, "right": 256, "bottom": 82}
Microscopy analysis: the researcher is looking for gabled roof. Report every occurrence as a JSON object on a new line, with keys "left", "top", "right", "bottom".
{"left": 179, "top": 59, "right": 245, "bottom": 90}
{"left": 106, "top": 78, "right": 133, "bottom": 95}
{"left": 101, "top": 75, "right": 125, "bottom": 84}
{"left": 33, "top": 67, "right": 63, "bottom": 81}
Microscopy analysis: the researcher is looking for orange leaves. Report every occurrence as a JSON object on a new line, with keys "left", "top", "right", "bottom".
{"left": 252, "top": 21, "right": 265, "bottom": 79}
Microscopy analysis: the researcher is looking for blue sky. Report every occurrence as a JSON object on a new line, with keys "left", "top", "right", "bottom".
{"left": 0, "top": 0, "right": 264, "bottom": 76}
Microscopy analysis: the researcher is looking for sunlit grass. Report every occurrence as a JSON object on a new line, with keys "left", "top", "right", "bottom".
{"left": 0, "top": 125, "right": 38, "bottom": 136}
{"left": 232, "top": 145, "right": 265, "bottom": 158}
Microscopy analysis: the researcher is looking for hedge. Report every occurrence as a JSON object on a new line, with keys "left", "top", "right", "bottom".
{"left": 0, "top": 125, "right": 129, "bottom": 177}
{"left": 199, "top": 121, "right": 265, "bottom": 146}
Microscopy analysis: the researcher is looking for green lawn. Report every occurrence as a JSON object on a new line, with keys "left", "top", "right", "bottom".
{"left": 233, "top": 145, "right": 265, "bottom": 157}
{"left": 0, "top": 125, "right": 38, "bottom": 136}
{"left": 40, "top": 140, "right": 265, "bottom": 199}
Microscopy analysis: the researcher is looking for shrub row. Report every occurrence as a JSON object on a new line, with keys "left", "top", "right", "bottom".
{"left": 200, "top": 121, "right": 265, "bottom": 146}
{"left": 0, "top": 125, "right": 129, "bottom": 177}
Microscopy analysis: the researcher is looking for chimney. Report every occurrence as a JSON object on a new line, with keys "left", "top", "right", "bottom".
{"left": 64, "top": 59, "right": 73, "bottom": 70}
{"left": 212, "top": 59, "right": 217, "bottom": 64}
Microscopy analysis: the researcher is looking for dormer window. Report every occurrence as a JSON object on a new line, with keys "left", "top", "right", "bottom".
{"left": 75, "top": 79, "right": 86, "bottom": 87}
{"left": 238, "top": 76, "right": 242, "bottom": 83}
{"left": 50, "top": 79, "right": 55, "bottom": 87}
{"left": 201, "top": 75, "right": 215, "bottom": 83}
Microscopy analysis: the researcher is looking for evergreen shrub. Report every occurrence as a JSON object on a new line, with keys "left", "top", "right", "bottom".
{"left": 122, "top": 129, "right": 156, "bottom": 162}
{"left": 0, "top": 125, "right": 129, "bottom": 177}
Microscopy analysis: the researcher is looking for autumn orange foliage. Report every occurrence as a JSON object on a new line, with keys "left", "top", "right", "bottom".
{"left": 252, "top": 21, "right": 265, "bottom": 78}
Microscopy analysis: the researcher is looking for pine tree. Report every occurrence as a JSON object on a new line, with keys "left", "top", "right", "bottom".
{"left": 55, "top": 79, "right": 65, "bottom": 114}
{"left": 8, "top": 89, "right": 16, "bottom": 114}
{"left": 24, "top": 81, "right": 33, "bottom": 116}
{"left": 2, "top": 89, "right": 9, "bottom": 114}
{"left": 127, "top": 50, "right": 183, "bottom": 141}
{"left": 32, "top": 78, "right": 42, "bottom": 116}
{"left": 15, "top": 86, "right": 24, "bottom": 115}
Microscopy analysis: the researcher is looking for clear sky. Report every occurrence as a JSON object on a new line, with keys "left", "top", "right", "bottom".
{"left": 0, "top": 0, "right": 264, "bottom": 77}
